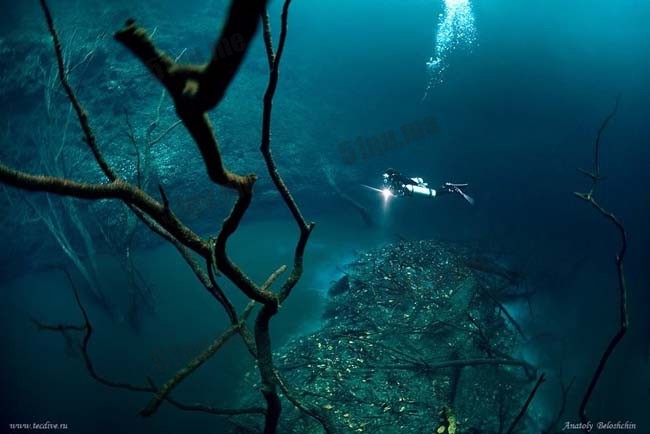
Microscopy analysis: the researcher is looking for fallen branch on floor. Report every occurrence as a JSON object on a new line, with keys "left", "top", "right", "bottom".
{"left": 366, "top": 357, "right": 536, "bottom": 380}
{"left": 275, "top": 370, "right": 339, "bottom": 434}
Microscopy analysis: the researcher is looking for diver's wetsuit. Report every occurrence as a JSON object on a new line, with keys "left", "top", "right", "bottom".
{"left": 383, "top": 168, "right": 420, "bottom": 196}
{"left": 382, "top": 168, "right": 474, "bottom": 204}
{"left": 383, "top": 168, "right": 444, "bottom": 197}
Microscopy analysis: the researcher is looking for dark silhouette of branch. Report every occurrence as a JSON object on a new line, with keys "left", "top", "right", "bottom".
{"left": 115, "top": 5, "right": 278, "bottom": 307}
{"left": 367, "top": 357, "right": 537, "bottom": 381}
{"left": 575, "top": 194, "right": 628, "bottom": 421}
{"left": 543, "top": 375, "right": 575, "bottom": 434}
{"left": 140, "top": 265, "right": 285, "bottom": 418}
{"left": 476, "top": 283, "right": 527, "bottom": 340}
{"left": 575, "top": 98, "right": 628, "bottom": 428}
{"left": 31, "top": 319, "right": 86, "bottom": 333}
{"left": 38, "top": 0, "right": 115, "bottom": 181}
{"left": 2, "top": 1, "right": 315, "bottom": 432}
{"left": 254, "top": 2, "right": 318, "bottom": 432}
{"left": 505, "top": 373, "right": 545, "bottom": 434}
{"left": 258, "top": 0, "right": 313, "bottom": 308}
{"left": 578, "top": 95, "right": 620, "bottom": 192}
{"left": 163, "top": 394, "right": 265, "bottom": 417}
{"left": 34, "top": 268, "right": 264, "bottom": 416}
{"left": 0, "top": 166, "right": 211, "bottom": 256}
{"left": 139, "top": 301, "right": 255, "bottom": 417}
{"left": 113, "top": 2, "right": 265, "bottom": 187}
{"left": 323, "top": 164, "right": 374, "bottom": 227}
{"left": 275, "top": 371, "right": 338, "bottom": 434}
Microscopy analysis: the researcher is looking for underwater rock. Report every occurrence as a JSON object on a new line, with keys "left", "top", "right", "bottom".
{"left": 328, "top": 274, "right": 350, "bottom": 297}
{"left": 234, "top": 240, "right": 541, "bottom": 433}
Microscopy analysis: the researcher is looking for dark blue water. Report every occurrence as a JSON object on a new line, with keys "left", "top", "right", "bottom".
{"left": 1, "top": 0, "right": 649, "bottom": 432}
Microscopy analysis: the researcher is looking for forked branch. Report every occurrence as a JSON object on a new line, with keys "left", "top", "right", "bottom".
{"left": 34, "top": 268, "right": 263, "bottom": 416}
{"left": 575, "top": 98, "right": 628, "bottom": 428}
{"left": 505, "top": 373, "right": 546, "bottom": 434}
{"left": 2, "top": 1, "right": 316, "bottom": 433}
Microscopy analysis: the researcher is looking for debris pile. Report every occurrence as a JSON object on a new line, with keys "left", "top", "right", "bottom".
{"left": 234, "top": 240, "right": 539, "bottom": 433}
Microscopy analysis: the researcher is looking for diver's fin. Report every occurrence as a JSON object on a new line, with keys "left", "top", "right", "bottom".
{"left": 462, "top": 192, "right": 475, "bottom": 205}
{"left": 458, "top": 189, "right": 475, "bottom": 205}
{"left": 450, "top": 184, "right": 474, "bottom": 205}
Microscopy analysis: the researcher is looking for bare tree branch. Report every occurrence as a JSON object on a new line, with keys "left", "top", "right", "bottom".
{"left": 113, "top": 2, "right": 265, "bottom": 187}
{"left": 39, "top": 0, "right": 115, "bottom": 181}
{"left": 368, "top": 357, "right": 536, "bottom": 378}
{"left": 505, "top": 373, "right": 546, "bottom": 434}
{"left": 543, "top": 375, "right": 575, "bottom": 433}
{"left": 34, "top": 272, "right": 263, "bottom": 417}
{"left": 578, "top": 95, "right": 620, "bottom": 192}
{"left": 0, "top": 166, "right": 211, "bottom": 256}
{"left": 275, "top": 371, "right": 338, "bottom": 434}
{"left": 255, "top": 2, "right": 318, "bottom": 432}
{"left": 139, "top": 301, "right": 256, "bottom": 417}
{"left": 575, "top": 98, "right": 629, "bottom": 427}
{"left": 3, "top": 1, "right": 315, "bottom": 432}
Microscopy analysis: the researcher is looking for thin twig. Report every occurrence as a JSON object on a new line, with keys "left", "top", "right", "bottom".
{"left": 368, "top": 357, "right": 536, "bottom": 379}
{"left": 2, "top": 2, "right": 319, "bottom": 433}
{"left": 543, "top": 376, "right": 575, "bottom": 433}
{"left": 505, "top": 373, "right": 546, "bottom": 434}
{"left": 575, "top": 98, "right": 628, "bottom": 428}
{"left": 583, "top": 95, "right": 621, "bottom": 194}
{"left": 39, "top": 0, "right": 115, "bottom": 181}
{"left": 255, "top": 2, "right": 316, "bottom": 433}
{"left": 148, "top": 119, "right": 182, "bottom": 147}
{"left": 575, "top": 193, "right": 628, "bottom": 426}
{"left": 35, "top": 268, "right": 263, "bottom": 416}
{"left": 139, "top": 301, "right": 256, "bottom": 417}
{"left": 275, "top": 371, "right": 337, "bottom": 434}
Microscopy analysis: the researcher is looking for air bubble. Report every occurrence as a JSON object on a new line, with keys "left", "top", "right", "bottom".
{"left": 423, "top": 0, "right": 477, "bottom": 99}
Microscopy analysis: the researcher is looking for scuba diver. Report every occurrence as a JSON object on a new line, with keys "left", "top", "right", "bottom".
{"left": 379, "top": 168, "right": 474, "bottom": 204}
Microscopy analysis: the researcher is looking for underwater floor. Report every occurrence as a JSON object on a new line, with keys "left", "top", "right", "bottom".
{"left": 2, "top": 210, "right": 649, "bottom": 433}
{"left": 1, "top": 0, "right": 649, "bottom": 432}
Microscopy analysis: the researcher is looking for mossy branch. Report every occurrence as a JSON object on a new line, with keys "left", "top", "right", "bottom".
{"left": 39, "top": 0, "right": 115, "bottom": 181}
{"left": 114, "top": 1, "right": 265, "bottom": 113}
{"left": 0, "top": 165, "right": 210, "bottom": 256}
{"left": 139, "top": 301, "right": 257, "bottom": 417}
{"left": 140, "top": 265, "right": 286, "bottom": 418}
{"left": 114, "top": 3, "right": 264, "bottom": 189}
{"left": 114, "top": 5, "right": 280, "bottom": 307}
{"left": 33, "top": 268, "right": 263, "bottom": 416}
{"left": 254, "top": 2, "right": 318, "bottom": 433}
{"left": 212, "top": 189, "right": 278, "bottom": 305}
{"left": 3, "top": 1, "right": 313, "bottom": 432}
{"left": 259, "top": 0, "right": 314, "bottom": 307}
